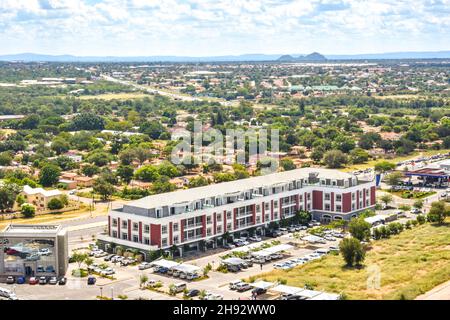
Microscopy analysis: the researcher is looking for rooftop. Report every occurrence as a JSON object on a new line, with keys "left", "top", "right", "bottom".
{"left": 125, "top": 168, "right": 360, "bottom": 210}
{"left": 1, "top": 224, "right": 63, "bottom": 235}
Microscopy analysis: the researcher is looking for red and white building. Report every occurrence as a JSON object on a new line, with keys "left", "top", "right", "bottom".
{"left": 99, "top": 168, "right": 376, "bottom": 257}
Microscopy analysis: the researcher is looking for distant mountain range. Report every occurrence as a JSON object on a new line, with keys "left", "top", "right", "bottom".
{"left": 277, "top": 52, "right": 327, "bottom": 62}
{"left": 0, "top": 51, "right": 449, "bottom": 62}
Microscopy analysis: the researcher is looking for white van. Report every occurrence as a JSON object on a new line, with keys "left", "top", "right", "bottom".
{"left": 170, "top": 282, "right": 187, "bottom": 294}
{"left": 0, "top": 287, "right": 12, "bottom": 298}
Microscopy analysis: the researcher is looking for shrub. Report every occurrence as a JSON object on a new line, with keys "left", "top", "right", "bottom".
{"left": 47, "top": 198, "right": 64, "bottom": 210}
{"left": 339, "top": 237, "right": 366, "bottom": 267}
{"left": 21, "top": 203, "right": 36, "bottom": 218}
{"left": 416, "top": 214, "right": 426, "bottom": 225}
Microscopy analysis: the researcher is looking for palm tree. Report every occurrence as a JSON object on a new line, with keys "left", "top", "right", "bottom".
{"left": 85, "top": 257, "right": 94, "bottom": 274}
{"left": 139, "top": 274, "right": 148, "bottom": 289}
{"left": 116, "top": 246, "right": 124, "bottom": 256}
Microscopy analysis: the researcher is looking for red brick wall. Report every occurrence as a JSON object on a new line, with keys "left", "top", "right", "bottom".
{"left": 169, "top": 222, "right": 173, "bottom": 246}
{"left": 342, "top": 192, "right": 352, "bottom": 212}
{"left": 138, "top": 222, "right": 142, "bottom": 243}
{"left": 202, "top": 215, "right": 206, "bottom": 237}
{"left": 213, "top": 212, "right": 217, "bottom": 235}
{"left": 127, "top": 219, "right": 131, "bottom": 241}
{"left": 180, "top": 219, "right": 185, "bottom": 242}
{"left": 331, "top": 192, "right": 334, "bottom": 212}
{"left": 150, "top": 224, "right": 161, "bottom": 247}
{"left": 312, "top": 190, "right": 323, "bottom": 210}
{"left": 370, "top": 186, "right": 376, "bottom": 205}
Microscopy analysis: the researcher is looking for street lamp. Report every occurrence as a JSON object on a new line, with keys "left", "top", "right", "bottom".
{"left": 111, "top": 287, "right": 114, "bottom": 300}
{"left": 100, "top": 286, "right": 103, "bottom": 299}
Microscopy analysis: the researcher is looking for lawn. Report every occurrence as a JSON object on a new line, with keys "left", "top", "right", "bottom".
{"left": 341, "top": 149, "right": 450, "bottom": 172}
{"left": 253, "top": 220, "right": 450, "bottom": 300}
{"left": 77, "top": 92, "right": 151, "bottom": 100}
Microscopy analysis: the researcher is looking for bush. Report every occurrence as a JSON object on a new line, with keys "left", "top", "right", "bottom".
{"left": 416, "top": 214, "right": 426, "bottom": 225}
{"left": 21, "top": 203, "right": 36, "bottom": 218}
{"left": 339, "top": 237, "right": 366, "bottom": 267}
{"left": 47, "top": 198, "right": 64, "bottom": 210}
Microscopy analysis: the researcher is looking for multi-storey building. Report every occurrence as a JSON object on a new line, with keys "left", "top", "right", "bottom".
{"left": 98, "top": 168, "right": 376, "bottom": 258}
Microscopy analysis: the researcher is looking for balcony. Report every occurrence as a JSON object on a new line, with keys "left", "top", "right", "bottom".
{"left": 183, "top": 222, "right": 203, "bottom": 230}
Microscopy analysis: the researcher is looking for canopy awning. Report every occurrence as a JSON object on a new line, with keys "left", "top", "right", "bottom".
{"left": 302, "top": 235, "right": 324, "bottom": 242}
{"left": 297, "top": 289, "right": 322, "bottom": 299}
{"left": 250, "top": 281, "right": 275, "bottom": 290}
{"left": 151, "top": 259, "right": 179, "bottom": 269}
{"left": 222, "top": 257, "right": 246, "bottom": 266}
{"left": 172, "top": 263, "right": 201, "bottom": 274}
{"left": 309, "top": 292, "right": 340, "bottom": 300}
{"left": 271, "top": 285, "right": 303, "bottom": 295}
{"left": 251, "top": 244, "right": 293, "bottom": 257}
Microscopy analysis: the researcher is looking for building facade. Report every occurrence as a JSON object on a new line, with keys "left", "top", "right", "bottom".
{"left": 0, "top": 225, "right": 68, "bottom": 279}
{"left": 99, "top": 168, "right": 376, "bottom": 257}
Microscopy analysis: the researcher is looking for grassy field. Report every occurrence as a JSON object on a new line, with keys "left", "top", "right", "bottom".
{"left": 341, "top": 149, "right": 450, "bottom": 172}
{"left": 253, "top": 220, "right": 450, "bottom": 300}
{"left": 77, "top": 92, "right": 151, "bottom": 100}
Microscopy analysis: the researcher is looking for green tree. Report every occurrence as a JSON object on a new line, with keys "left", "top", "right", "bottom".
{"left": 294, "top": 210, "right": 311, "bottom": 225}
{"left": 0, "top": 182, "right": 21, "bottom": 212}
{"left": 0, "top": 151, "right": 13, "bottom": 166}
{"left": 47, "top": 198, "right": 64, "bottom": 210}
{"left": 135, "top": 165, "right": 160, "bottom": 182}
{"left": 385, "top": 171, "right": 403, "bottom": 186}
{"left": 349, "top": 148, "right": 369, "bottom": 164}
{"left": 39, "top": 164, "right": 61, "bottom": 187}
{"left": 280, "top": 159, "right": 296, "bottom": 171}
{"left": 427, "top": 201, "right": 450, "bottom": 224}
{"left": 379, "top": 194, "right": 393, "bottom": 208}
{"left": 117, "top": 165, "right": 134, "bottom": 184}
{"left": 93, "top": 179, "right": 115, "bottom": 201}
{"left": 70, "top": 113, "right": 105, "bottom": 131}
{"left": 188, "top": 176, "right": 209, "bottom": 188}
{"left": 51, "top": 138, "right": 70, "bottom": 155}
{"left": 81, "top": 164, "right": 100, "bottom": 177}
{"left": 72, "top": 252, "right": 88, "bottom": 271}
{"left": 413, "top": 199, "right": 424, "bottom": 210}
{"left": 374, "top": 161, "right": 396, "bottom": 173}
{"left": 339, "top": 237, "right": 366, "bottom": 267}
{"left": 21, "top": 203, "right": 36, "bottom": 218}
{"left": 140, "top": 274, "right": 149, "bottom": 288}
{"left": 348, "top": 217, "right": 371, "bottom": 241}
{"left": 322, "top": 150, "right": 348, "bottom": 168}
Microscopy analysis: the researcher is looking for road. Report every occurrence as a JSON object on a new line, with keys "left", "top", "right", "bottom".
{"left": 101, "top": 74, "right": 236, "bottom": 106}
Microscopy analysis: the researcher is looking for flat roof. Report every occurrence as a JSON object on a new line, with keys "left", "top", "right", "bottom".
{"left": 1, "top": 224, "right": 63, "bottom": 235}
{"left": 125, "top": 168, "right": 358, "bottom": 210}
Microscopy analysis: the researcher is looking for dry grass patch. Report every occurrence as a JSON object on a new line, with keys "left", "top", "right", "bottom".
{"left": 254, "top": 221, "right": 450, "bottom": 300}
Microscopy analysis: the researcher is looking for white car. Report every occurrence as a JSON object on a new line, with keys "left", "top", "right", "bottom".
{"left": 248, "top": 236, "right": 262, "bottom": 242}
{"left": 39, "top": 248, "right": 52, "bottom": 256}
{"left": 138, "top": 262, "right": 152, "bottom": 270}
{"left": 229, "top": 280, "right": 244, "bottom": 290}
{"left": 204, "top": 293, "right": 224, "bottom": 300}
{"left": 94, "top": 251, "right": 108, "bottom": 258}
{"left": 100, "top": 268, "right": 115, "bottom": 276}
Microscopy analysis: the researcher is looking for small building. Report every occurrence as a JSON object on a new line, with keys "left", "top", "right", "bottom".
{"left": 22, "top": 185, "right": 63, "bottom": 210}
{"left": 74, "top": 176, "right": 94, "bottom": 188}
{"left": 0, "top": 225, "right": 68, "bottom": 279}
{"left": 58, "top": 179, "right": 77, "bottom": 190}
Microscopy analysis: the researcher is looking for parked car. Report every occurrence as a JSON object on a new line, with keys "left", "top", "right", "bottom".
{"left": 281, "top": 293, "right": 306, "bottom": 300}
{"left": 252, "top": 257, "right": 266, "bottom": 264}
{"left": 227, "top": 265, "right": 240, "bottom": 273}
{"left": 39, "top": 276, "right": 47, "bottom": 285}
{"left": 287, "top": 226, "right": 296, "bottom": 233}
{"left": 95, "top": 251, "right": 108, "bottom": 258}
{"left": 87, "top": 276, "right": 96, "bottom": 285}
{"left": 278, "top": 228, "right": 288, "bottom": 234}
{"left": 252, "top": 287, "right": 267, "bottom": 295}
{"left": 235, "top": 282, "right": 252, "bottom": 292}
{"left": 186, "top": 273, "right": 199, "bottom": 281}
{"left": 58, "top": 277, "right": 67, "bottom": 285}
{"left": 229, "top": 280, "right": 244, "bottom": 290}
{"left": 49, "top": 277, "right": 58, "bottom": 285}
{"left": 100, "top": 268, "right": 115, "bottom": 276}
{"left": 29, "top": 277, "right": 38, "bottom": 285}
{"left": 16, "top": 276, "right": 25, "bottom": 284}
{"left": 39, "top": 248, "right": 52, "bottom": 256}
{"left": 223, "top": 243, "right": 236, "bottom": 249}
{"left": 186, "top": 289, "right": 200, "bottom": 297}
{"left": 170, "top": 282, "right": 187, "bottom": 294}
{"left": 248, "top": 236, "right": 262, "bottom": 242}
{"left": 104, "top": 254, "right": 115, "bottom": 261}
{"left": 6, "top": 276, "right": 15, "bottom": 284}
{"left": 138, "top": 262, "right": 152, "bottom": 270}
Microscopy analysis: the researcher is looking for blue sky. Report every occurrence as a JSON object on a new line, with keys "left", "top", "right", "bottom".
{"left": 0, "top": 0, "right": 449, "bottom": 56}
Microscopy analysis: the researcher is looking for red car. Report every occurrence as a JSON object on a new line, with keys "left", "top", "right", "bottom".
{"left": 29, "top": 277, "right": 38, "bottom": 285}
{"left": 6, "top": 248, "right": 18, "bottom": 255}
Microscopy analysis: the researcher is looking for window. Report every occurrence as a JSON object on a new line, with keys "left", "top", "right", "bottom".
{"left": 144, "top": 224, "right": 149, "bottom": 233}
{"left": 173, "top": 223, "right": 179, "bottom": 232}
{"left": 217, "top": 226, "right": 222, "bottom": 234}
{"left": 207, "top": 216, "right": 212, "bottom": 224}
{"left": 161, "top": 225, "right": 167, "bottom": 234}
{"left": 256, "top": 205, "right": 261, "bottom": 213}
{"left": 325, "top": 203, "right": 331, "bottom": 211}
{"left": 307, "top": 194, "right": 311, "bottom": 200}
{"left": 336, "top": 194, "right": 342, "bottom": 202}
{"left": 144, "top": 237, "right": 150, "bottom": 245}
{"left": 133, "top": 223, "right": 138, "bottom": 231}
{"left": 112, "top": 219, "right": 117, "bottom": 227}
{"left": 256, "top": 216, "right": 261, "bottom": 224}
{"left": 216, "top": 213, "right": 222, "bottom": 222}
{"left": 207, "top": 228, "right": 212, "bottom": 236}
{"left": 265, "top": 214, "right": 270, "bottom": 221}
{"left": 336, "top": 205, "right": 342, "bottom": 212}
{"left": 122, "top": 233, "right": 128, "bottom": 240}
{"left": 352, "top": 193, "right": 356, "bottom": 200}
{"left": 174, "top": 235, "right": 179, "bottom": 244}
{"left": 227, "top": 211, "right": 232, "bottom": 219}
{"left": 324, "top": 193, "right": 330, "bottom": 201}
{"left": 273, "top": 200, "right": 278, "bottom": 207}
{"left": 227, "top": 223, "right": 232, "bottom": 231}
{"left": 112, "top": 231, "right": 117, "bottom": 238}
{"left": 133, "top": 235, "right": 139, "bottom": 243}
{"left": 161, "top": 238, "right": 168, "bottom": 247}
{"left": 265, "top": 203, "right": 270, "bottom": 211}
{"left": 122, "top": 220, "right": 128, "bottom": 228}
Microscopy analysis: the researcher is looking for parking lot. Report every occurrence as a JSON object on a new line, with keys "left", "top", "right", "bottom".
{"left": 5, "top": 224, "right": 343, "bottom": 300}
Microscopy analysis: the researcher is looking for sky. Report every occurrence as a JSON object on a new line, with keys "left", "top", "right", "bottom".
{"left": 0, "top": 0, "right": 449, "bottom": 57}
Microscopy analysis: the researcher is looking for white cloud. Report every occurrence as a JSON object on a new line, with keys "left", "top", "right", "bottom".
{"left": 0, "top": 0, "right": 448, "bottom": 55}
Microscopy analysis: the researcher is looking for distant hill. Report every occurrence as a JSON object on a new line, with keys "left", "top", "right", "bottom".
{"left": 0, "top": 51, "right": 449, "bottom": 62}
{"left": 277, "top": 52, "right": 327, "bottom": 62}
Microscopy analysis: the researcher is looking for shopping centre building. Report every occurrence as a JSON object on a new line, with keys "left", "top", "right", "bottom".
{"left": 98, "top": 168, "right": 376, "bottom": 257}
{"left": 0, "top": 225, "right": 68, "bottom": 279}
